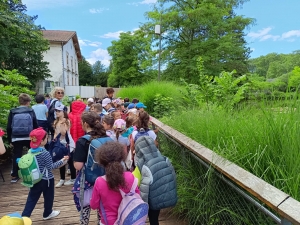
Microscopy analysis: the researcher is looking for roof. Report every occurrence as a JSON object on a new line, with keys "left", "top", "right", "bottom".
{"left": 42, "top": 30, "right": 82, "bottom": 61}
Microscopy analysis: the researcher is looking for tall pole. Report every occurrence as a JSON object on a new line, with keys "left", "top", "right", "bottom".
{"left": 158, "top": 32, "right": 161, "bottom": 81}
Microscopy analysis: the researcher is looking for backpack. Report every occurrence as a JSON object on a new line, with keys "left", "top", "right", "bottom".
{"left": 45, "top": 99, "right": 51, "bottom": 109}
{"left": 18, "top": 148, "right": 47, "bottom": 188}
{"left": 134, "top": 128, "right": 149, "bottom": 143}
{"left": 47, "top": 100, "right": 57, "bottom": 129}
{"left": 49, "top": 133, "right": 70, "bottom": 162}
{"left": 100, "top": 176, "right": 148, "bottom": 225}
{"left": 11, "top": 110, "right": 33, "bottom": 137}
{"left": 82, "top": 135, "right": 113, "bottom": 184}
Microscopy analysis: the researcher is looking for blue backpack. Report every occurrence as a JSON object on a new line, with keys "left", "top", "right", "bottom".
{"left": 134, "top": 128, "right": 149, "bottom": 143}
{"left": 82, "top": 135, "right": 113, "bottom": 184}
{"left": 49, "top": 133, "right": 70, "bottom": 162}
{"left": 11, "top": 110, "right": 33, "bottom": 137}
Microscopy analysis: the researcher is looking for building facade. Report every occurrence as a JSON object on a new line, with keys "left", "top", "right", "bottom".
{"left": 37, "top": 30, "right": 82, "bottom": 94}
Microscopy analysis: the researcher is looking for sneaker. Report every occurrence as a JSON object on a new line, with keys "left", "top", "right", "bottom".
{"left": 55, "top": 179, "right": 65, "bottom": 188}
{"left": 67, "top": 169, "right": 71, "bottom": 175}
{"left": 43, "top": 210, "right": 60, "bottom": 220}
{"left": 64, "top": 179, "right": 75, "bottom": 186}
{"left": 11, "top": 177, "right": 20, "bottom": 183}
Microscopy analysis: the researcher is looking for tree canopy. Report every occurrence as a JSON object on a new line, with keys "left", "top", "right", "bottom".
{"left": 0, "top": 0, "right": 50, "bottom": 86}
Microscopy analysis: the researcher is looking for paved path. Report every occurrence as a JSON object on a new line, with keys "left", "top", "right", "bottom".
{"left": 0, "top": 163, "right": 185, "bottom": 224}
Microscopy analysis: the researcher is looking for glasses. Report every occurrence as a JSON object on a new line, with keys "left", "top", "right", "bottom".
{"left": 57, "top": 91, "right": 64, "bottom": 95}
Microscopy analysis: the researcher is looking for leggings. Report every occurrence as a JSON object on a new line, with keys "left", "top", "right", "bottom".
{"left": 80, "top": 205, "right": 101, "bottom": 225}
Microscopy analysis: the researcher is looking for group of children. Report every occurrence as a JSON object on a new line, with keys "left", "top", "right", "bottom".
{"left": 1, "top": 87, "right": 177, "bottom": 225}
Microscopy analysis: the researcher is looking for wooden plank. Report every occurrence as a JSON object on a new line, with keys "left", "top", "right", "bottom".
{"left": 0, "top": 164, "right": 186, "bottom": 225}
{"left": 151, "top": 117, "right": 300, "bottom": 225}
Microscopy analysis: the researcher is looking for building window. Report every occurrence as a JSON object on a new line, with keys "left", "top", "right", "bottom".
{"left": 71, "top": 56, "right": 73, "bottom": 73}
{"left": 66, "top": 52, "right": 69, "bottom": 71}
{"left": 67, "top": 74, "right": 69, "bottom": 85}
{"left": 44, "top": 81, "right": 51, "bottom": 94}
{"left": 72, "top": 77, "right": 74, "bottom": 86}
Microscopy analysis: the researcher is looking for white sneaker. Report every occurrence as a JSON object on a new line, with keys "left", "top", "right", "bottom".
{"left": 55, "top": 179, "right": 65, "bottom": 188}
{"left": 67, "top": 169, "right": 71, "bottom": 175}
{"left": 64, "top": 179, "right": 75, "bottom": 186}
{"left": 43, "top": 210, "right": 60, "bottom": 220}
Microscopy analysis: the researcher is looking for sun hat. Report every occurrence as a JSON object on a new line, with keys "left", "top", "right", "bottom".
{"left": 87, "top": 98, "right": 94, "bottom": 103}
{"left": 55, "top": 104, "right": 65, "bottom": 111}
{"left": 112, "top": 98, "right": 122, "bottom": 105}
{"left": 29, "top": 127, "right": 47, "bottom": 149}
{"left": 102, "top": 98, "right": 112, "bottom": 107}
{"left": 127, "top": 103, "right": 135, "bottom": 109}
{"left": 113, "top": 119, "right": 126, "bottom": 131}
{"left": 136, "top": 102, "right": 147, "bottom": 109}
{"left": 0, "top": 212, "right": 32, "bottom": 225}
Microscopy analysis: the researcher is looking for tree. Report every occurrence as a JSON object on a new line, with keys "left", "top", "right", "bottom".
{"left": 288, "top": 66, "right": 300, "bottom": 91}
{"left": 0, "top": 0, "right": 50, "bottom": 85}
{"left": 107, "top": 30, "right": 153, "bottom": 87}
{"left": 78, "top": 57, "right": 93, "bottom": 86}
{"left": 92, "top": 61, "right": 108, "bottom": 87}
{"left": 143, "top": 0, "right": 253, "bottom": 83}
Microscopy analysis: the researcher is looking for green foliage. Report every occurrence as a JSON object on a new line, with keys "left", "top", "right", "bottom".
{"left": 249, "top": 50, "right": 300, "bottom": 79}
{"left": 0, "top": 69, "right": 33, "bottom": 130}
{"left": 116, "top": 81, "right": 184, "bottom": 115}
{"left": 152, "top": 94, "right": 175, "bottom": 118}
{"left": 92, "top": 61, "right": 108, "bottom": 86}
{"left": 0, "top": 1, "right": 50, "bottom": 85}
{"left": 78, "top": 57, "right": 93, "bottom": 86}
{"left": 107, "top": 30, "right": 154, "bottom": 87}
{"left": 75, "top": 94, "right": 81, "bottom": 100}
{"left": 143, "top": 0, "right": 253, "bottom": 83}
{"left": 288, "top": 66, "right": 300, "bottom": 91}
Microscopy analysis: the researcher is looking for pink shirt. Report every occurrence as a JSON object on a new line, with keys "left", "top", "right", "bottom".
{"left": 90, "top": 172, "right": 140, "bottom": 225}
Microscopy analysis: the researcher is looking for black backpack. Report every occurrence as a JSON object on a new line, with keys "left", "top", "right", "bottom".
{"left": 47, "top": 100, "right": 57, "bottom": 129}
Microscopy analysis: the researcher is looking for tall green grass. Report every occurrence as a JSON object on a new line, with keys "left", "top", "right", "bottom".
{"left": 116, "top": 81, "right": 184, "bottom": 113}
{"left": 161, "top": 103, "right": 300, "bottom": 201}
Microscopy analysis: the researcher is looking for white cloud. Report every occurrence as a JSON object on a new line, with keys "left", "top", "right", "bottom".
{"left": 259, "top": 34, "right": 280, "bottom": 41}
{"left": 281, "top": 30, "right": 300, "bottom": 39}
{"left": 139, "top": 0, "right": 157, "bottom": 4}
{"left": 22, "top": 0, "right": 80, "bottom": 9}
{"left": 86, "top": 48, "right": 111, "bottom": 67}
{"left": 127, "top": 0, "right": 156, "bottom": 6}
{"left": 79, "top": 39, "right": 102, "bottom": 48}
{"left": 100, "top": 31, "right": 124, "bottom": 39}
{"left": 248, "top": 27, "right": 272, "bottom": 39}
{"left": 89, "top": 8, "right": 109, "bottom": 14}
{"left": 79, "top": 39, "right": 87, "bottom": 47}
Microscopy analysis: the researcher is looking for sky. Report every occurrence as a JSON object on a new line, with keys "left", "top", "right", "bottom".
{"left": 21, "top": 0, "right": 300, "bottom": 67}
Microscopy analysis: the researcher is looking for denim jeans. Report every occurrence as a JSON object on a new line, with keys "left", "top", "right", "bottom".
{"left": 22, "top": 178, "right": 54, "bottom": 218}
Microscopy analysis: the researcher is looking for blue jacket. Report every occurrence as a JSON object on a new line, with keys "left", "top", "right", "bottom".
{"left": 134, "top": 136, "right": 177, "bottom": 210}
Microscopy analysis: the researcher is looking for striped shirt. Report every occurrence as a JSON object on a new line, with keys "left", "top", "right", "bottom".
{"left": 34, "top": 149, "right": 64, "bottom": 180}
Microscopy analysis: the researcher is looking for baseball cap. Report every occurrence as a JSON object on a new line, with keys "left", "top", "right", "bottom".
{"left": 136, "top": 102, "right": 147, "bottom": 109}
{"left": 0, "top": 212, "right": 32, "bottom": 225}
{"left": 102, "top": 98, "right": 112, "bottom": 107}
{"left": 113, "top": 119, "right": 126, "bottom": 131}
{"left": 30, "top": 127, "right": 46, "bottom": 149}
{"left": 87, "top": 98, "right": 94, "bottom": 103}
{"left": 55, "top": 104, "right": 65, "bottom": 111}
{"left": 127, "top": 103, "right": 135, "bottom": 109}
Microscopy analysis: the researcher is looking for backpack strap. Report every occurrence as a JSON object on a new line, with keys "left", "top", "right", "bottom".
{"left": 119, "top": 177, "right": 138, "bottom": 198}
{"left": 82, "top": 134, "right": 91, "bottom": 141}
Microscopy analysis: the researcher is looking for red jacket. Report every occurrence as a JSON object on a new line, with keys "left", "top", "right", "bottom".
{"left": 69, "top": 101, "right": 86, "bottom": 143}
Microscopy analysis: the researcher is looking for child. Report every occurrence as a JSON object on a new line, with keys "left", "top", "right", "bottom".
{"left": 21, "top": 127, "right": 69, "bottom": 220}
{"left": 52, "top": 104, "right": 76, "bottom": 187}
{"left": 7, "top": 93, "right": 39, "bottom": 183}
{"left": 111, "top": 119, "right": 130, "bottom": 153}
{"left": 0, "top": 128, "right": 5, "bottom": 155}
{"left": 111, "top": 110, "right": 121, "bottom": 120}
{"left": 73, "top": 111, "right": 109, "bottom": 225}
{"left": 90, "top": 142, "right": 140, "bottom": 225}
{"left": 69, "top": 100, "right": 86, "bottom": 143}
{"left": 32, "top": 94, "right": 49, "bottom": 132}
{"left": 86, "top": 98, "right": 94, "bottom": 111}
{"left": 102, "top": 115, "right": 115, "bottom": 137}
{"left": 136, "top": 102, "right": 147, "bottom": 112}
{"left": 134, "top": 136, "right": 177, "bottom": 225}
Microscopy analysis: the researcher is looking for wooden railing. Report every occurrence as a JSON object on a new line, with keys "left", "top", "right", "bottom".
{"left": 151, "top": 117, "right": 300, "bottom": 225}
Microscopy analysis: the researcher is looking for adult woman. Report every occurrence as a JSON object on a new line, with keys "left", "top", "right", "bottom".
{"left": 73, "top": 111, "right": 108, "bottom": 225}
{"left": 48, "top": 87, "right": 65, "bottom": 139}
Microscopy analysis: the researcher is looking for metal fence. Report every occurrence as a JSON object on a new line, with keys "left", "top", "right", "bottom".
{"left": 151, "top": 118, "right": 300, "bottom": 225}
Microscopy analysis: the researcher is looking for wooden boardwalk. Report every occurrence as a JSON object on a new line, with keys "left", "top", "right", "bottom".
{"left": 0, "top": 163, "right": 185, "bottom": 224}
